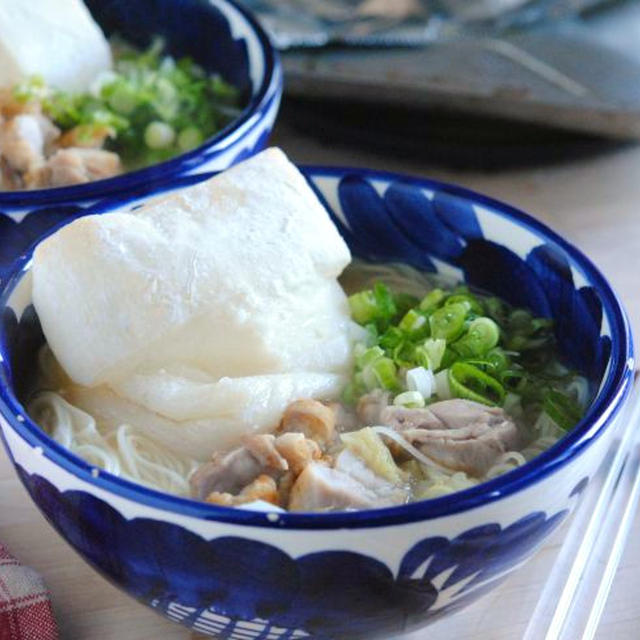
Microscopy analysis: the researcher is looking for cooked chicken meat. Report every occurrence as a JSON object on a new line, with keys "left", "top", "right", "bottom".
{"left": 243, "top": 434, "right": 289, "bottom": 474}
{"left": 279, "top": 399, "right": 336, "bottom": 446}
{"left": 190, "top": 432, "right": 325, "bottom": 502}
{"left": 189, "top": 446, "right": 265, "bottom": 499}
{"left": 0, "top": 96, "right": 122, "bottom": 190}
{"left": 191, "top": 394, "right": 523, "bottom": 510}
{"left": 29, "top": 147, "right": 121, "bottom": 188}
{"left": 0, "top": 113, "right": 59, "bottom": 172}
{"left": 274, "top": 432, "right": 322, "bottom": 476}
{"left": 356, "top": 389, "right": 390, "bottom": 425}
{"left": 380, "top": 399, "right": 520, "bottom": 477}
{"left": 206, "top": 474, "right": 279, "bottom": 507}
{"left": 289, "top": 462, "right": 406, "bottom": 511}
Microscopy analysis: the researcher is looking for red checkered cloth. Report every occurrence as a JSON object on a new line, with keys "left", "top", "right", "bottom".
{"left": 0, "top": 543, "right": 58, "bottom": 640}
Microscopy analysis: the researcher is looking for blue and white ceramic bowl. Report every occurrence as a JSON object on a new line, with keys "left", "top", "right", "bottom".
{"left": 0, "top": 0, "right": 282, "bottom": 277}
{"left": 0, "top": 167, "right": 633, "bottom": 639}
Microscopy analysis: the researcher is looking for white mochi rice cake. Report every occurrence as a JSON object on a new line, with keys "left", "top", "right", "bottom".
{"left": 0, "top": 0, "right": 112, "bottom": 93}
{"left": 32, "top": 148, "right": 356, "bottom": 459}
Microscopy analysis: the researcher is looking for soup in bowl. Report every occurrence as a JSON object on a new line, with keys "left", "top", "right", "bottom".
{"left": 0, "top": 151, "right": 632, "bottom": 639}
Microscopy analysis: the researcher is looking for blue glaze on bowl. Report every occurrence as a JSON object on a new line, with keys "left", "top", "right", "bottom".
{"left": 0, "top": 167, "right": 633, "bottom": 638}
{"left": 0, "top": 0, "right": 282, "bottom": 276}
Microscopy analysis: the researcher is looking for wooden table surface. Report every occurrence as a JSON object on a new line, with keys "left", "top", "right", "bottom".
{"left": 2, "top": 119, "right": 640, "bottom": 639}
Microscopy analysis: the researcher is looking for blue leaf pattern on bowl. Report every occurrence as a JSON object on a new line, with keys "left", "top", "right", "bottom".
{"left": 16, "top": 467, "right": 572, "bottom": 640}
{"left": 319, "top": 172, "right": 610, "bottom": 387}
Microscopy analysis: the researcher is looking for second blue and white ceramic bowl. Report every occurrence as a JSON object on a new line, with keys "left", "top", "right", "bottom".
{"left": 0, "top": 0, "right": 282, "bottom": 276}
{"left": 0, "top": 167, "right": 633, "bottom": 639}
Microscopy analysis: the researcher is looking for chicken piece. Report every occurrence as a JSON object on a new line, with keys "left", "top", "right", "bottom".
{"left": 0, "top": 156, "right": 21, "bottom": 190}
{"left": 275, "top": 432, "right": 322, "bottom": 476}
{"left": 330, "top": 401, "right": 359, "bottom": 432}
{"left": 289, "top": 462, "right": 406, "bottom": 512}
{"left": 334, "top": 449, "right": 407, "bottom": 499}
{"left": 277, "top": 471, "right": 296, "bottom": 507}
{"left": 356, "top": 389, "right": 390, "bottom": 425}
{"left": 57, "top": 124, "right": 114, "bottom": 149}
{"left": 378, "top": 405, "right": 442, "bottom": 432}
{"left": 0, "top": 113, "right": 59, "bottom": 173}
{"left": 204, "top": 491, "right": 234, "bottom": 506}
{"left": 243, "top": 434, "right": 289, "bottom": 473}
{"left": 29, "top": 147, "right": 121, "bottom": 188}
{"left": 0, "top": 88, "right": 40, "bottom": 118}
{"left": 279, "top": 399, "right": 336, "bottom": 446}
{"left": 407, "top": 420, "right": 520, "bottom": 477}
{"left": 190, "top": 447, "right": 263, "bottom": 499}
{"left": 190, "top": 434, "right": 289, "bottom": 500}
{"left": 240, "top": 474, "right": 279, "bottom": 504}
{"left": 206, "top": 474, "right": 279, "bottom": 507}
{"left": 381, "top": 399, "right": 521, "bottom": 477}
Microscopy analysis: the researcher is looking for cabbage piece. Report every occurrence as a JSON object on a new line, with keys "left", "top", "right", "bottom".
{"left": 340, "top": 427, "right": 403, "bottom": 484}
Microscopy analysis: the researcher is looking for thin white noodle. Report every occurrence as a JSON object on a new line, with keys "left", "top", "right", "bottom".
{"left": 371, "top": 425, "right": 450, "bottom": 472}
{"left": 417, "top": 468, "right": 479, "bottom": 500}
{"left": 111, "top": 424, "right": 196, "bottom": 496}
{"left": 565, "top": 375, "right": 590, "bottom": 410}
{"left": 485, "top": 450, "right": 528, "bottom": 479}
{"left": 28, "top": 391, "right": 197, "bottom": 497}
{"left": 522, "top": 435, "right": 560, "bottom": 461}
{"left": 341, "top": 261, "right": 441, "bottom": 298}
{"left": 28, "top": 391, "right": 122, "bottom": 474}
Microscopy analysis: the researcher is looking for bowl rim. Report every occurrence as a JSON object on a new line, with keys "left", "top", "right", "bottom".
{"left": 0, "top": 165, "right": 634, "bottom": 530}
{"left": 0, "top": 0, "right": 281, "bottom": 207}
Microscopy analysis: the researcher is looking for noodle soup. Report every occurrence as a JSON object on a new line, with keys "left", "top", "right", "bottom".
{"left": 25, "top": 149, "right": 588, "bottom": 512}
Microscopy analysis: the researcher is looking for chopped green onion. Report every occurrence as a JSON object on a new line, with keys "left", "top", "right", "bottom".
{"left": 445, "top": 293, "right": 484, "bottom": 315}
{"left": 373, "top": 283, "right": 397, "bottom": 324}
{"left": 106, "top": 83, "right": 138, "bottom": 114}
{"left": 414, "top": 338, "right": 446, "bottom": 371}
{"left": 348, "top": 283, "right": 396, "bottom": 328}
{"left": 349, "top": 290, "right": 378, "bottom": 324}
{"left": 398, "top": 309, "right": 428, "bottom": 336}
{"left": 362, "top": 366, "right": 378, "bottom": 391}
{"left": 13, "top": 75, "right": 47, "bottom": 103}
{"left": 452, "top": 317, "right": 500, "bottom": 357}
{"left": 343, "top": 277, "right": 578, "bottom": 420}
{"left": 543, "top": 390, "right": 583, "bottom": 431}
{"left": 429, "top": 302, "right": 467, "bottom": 342}
{"left": 177, "top": 126, "right": 204, "bottom": 151}
{"left": 371, "top": 357, "right": 399, "bottom": 390}
{"left": 356, "top": 346, "right": 385, "bottom": 369}
{"left": 393, "top": 391, "right": 425, "bottom": 408}
{"left": 500, "top": 369, "right": 527, "bottom": 393}
{"left": 379, "top": 326, "right": 404, "bottom": 351}
{"left": 392, "top": 341, "right": 416, "bottom": 368}
{"left": 144, "top": 121, "right": 175, "bottom": 149}
{"left": 406, "top": 366, "right": 435, "bottom": 397}
{"left": 448, "top": 362, "right": 506, "bottom": 406}
{"left": 509, "top": 309, "right": 533, "bottom": 330}
{"left": 485, "top": 297, "right": 509, "bottom": 324}
{"left": 364, "top": 323, "right": 378, "bottom": 345}
{"left": 394, "top": 292, "right": 420, "bottom": 317}
{"left": 486, "top": 347, "right": 511, "bottom": 373}
{"left": 434, "top": 369, "right": 453, "bottom": 399}
{"left": 419, "top": 288, "right": 445, "bottom": 312}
